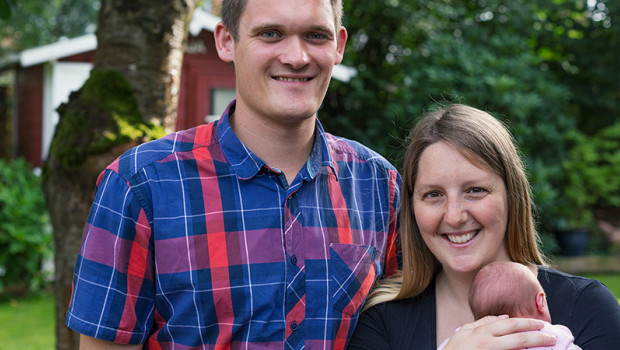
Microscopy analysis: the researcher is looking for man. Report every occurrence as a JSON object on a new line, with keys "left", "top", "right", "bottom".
{"left": 66, "top": 0, "right": 400, "bottom": 348}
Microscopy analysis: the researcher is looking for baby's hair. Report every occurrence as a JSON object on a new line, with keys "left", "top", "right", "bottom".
{"left": 469, "top": 262, "right": 542, "bottom": 320}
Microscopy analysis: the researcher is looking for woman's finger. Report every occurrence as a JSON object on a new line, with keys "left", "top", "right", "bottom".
{"left": 459, "top": 315, "right": 509, "bottom": 330}
{"left": 442, "top": 317, "right": 556, "bottom": 350}
{"left": 494, "top": 329, "right": 557, "bottom": 350}
{"left": 482, "top": 317, "right": 545, "bottom": 337}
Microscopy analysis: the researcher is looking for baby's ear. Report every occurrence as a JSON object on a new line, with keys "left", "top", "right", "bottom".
{"left": 535, "top": 291, "right": 546, "bottom": 312}
{"left": 535, "top": 290, "right": 551, "bottom": 322}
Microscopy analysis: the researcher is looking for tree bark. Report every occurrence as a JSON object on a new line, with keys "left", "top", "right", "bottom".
{"left": 46, "top": 144, "right": 130, "bottom": 350}
{"left": 95, "top": 0, "right": 195, "bottom": 131}
{"left": 43, "top": 1, "right": 197, "bottom": 349}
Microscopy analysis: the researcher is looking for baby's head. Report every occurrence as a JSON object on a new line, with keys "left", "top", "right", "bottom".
{"left": 469, "top": 261, "right": 551, "bottom": 322}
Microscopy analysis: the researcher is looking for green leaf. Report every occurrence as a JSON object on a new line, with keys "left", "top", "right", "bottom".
{"left": 0, "top": 0, "right": 13, "bottom": 20}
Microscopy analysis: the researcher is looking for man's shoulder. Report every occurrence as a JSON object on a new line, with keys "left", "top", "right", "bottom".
{"left": 324, "top": 132, "right": 397, "bottom": 172}
{"left": 108, "top": 123, "right": 217, "bottom": 180}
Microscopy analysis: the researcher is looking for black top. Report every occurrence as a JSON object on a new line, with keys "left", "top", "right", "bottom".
{"left": 347, "top": 267, "right": 620, "bottom": 349}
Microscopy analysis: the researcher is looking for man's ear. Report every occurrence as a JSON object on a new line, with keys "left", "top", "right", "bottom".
{"left": 334, "top": 26, "right": 347, "bottom": 65}
{"left": 214, "top": 22, "right": 234, "bottom": 63}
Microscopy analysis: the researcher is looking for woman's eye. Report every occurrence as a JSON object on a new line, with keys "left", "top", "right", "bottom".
{"left": 423, "top": 191, "right": 441, "bottom": 199}
{"left": 467, "top": 187, "right": 486, "bottom": 194}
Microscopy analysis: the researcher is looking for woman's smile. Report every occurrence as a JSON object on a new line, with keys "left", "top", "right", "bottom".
{"left": 444, "top": 230, "right": 479, "bottom": 244}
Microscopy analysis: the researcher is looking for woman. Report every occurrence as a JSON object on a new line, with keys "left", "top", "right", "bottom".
{"left": 347, "top": 104, "right": 620, "bottom": 349}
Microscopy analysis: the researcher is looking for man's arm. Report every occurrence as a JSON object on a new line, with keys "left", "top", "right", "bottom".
{"left": 80, "top": 335, "right": 142, "bottom": 350}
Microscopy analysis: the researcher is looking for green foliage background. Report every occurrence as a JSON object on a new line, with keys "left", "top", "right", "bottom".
{"left": 0, "top": 0, "right": 99, "bottom": 57}
{"left": 0, "top": 158, "right": 52, "bottom": 293}
{"left": 321, "top": 0, "right": 620, "bottom": 254}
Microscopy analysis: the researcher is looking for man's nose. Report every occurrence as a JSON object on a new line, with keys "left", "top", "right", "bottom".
{"left": 279, "top": 37, "right": 310, "bottom": 68}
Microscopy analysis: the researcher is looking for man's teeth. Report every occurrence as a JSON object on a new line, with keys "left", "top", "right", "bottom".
{"left": 275, "top": 77, "right": 309, "bottom": 82}
{"left": 447, "top": 232, "right": 476, "bottom": 244}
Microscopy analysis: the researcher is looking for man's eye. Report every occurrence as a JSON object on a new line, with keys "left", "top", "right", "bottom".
{"left": 308, "top": 33, "right": 327, "bottom": 40}
{"left": 261, "top": 31, "right": 279, "bottom": 38}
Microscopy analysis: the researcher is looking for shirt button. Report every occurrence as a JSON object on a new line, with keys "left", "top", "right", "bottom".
{"left": 291, "top": 255, "right": 298, "bottom": 265}
{"left": 290, "top": 321, "right": 298, "bottom": 331}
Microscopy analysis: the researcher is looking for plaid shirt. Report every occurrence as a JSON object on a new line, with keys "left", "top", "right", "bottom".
{"left": 66, "top": 102, "right": 401, "bottom": 349}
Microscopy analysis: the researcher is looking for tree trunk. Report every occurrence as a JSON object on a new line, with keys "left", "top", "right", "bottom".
{"left": 43, "top": 1, "right": 197, "bottom": 349}
{"left": 95, "top": 0, "right": 195, "bottom": 131}
{"left": 46, "top": 145, "right": 130, "bottom": 350}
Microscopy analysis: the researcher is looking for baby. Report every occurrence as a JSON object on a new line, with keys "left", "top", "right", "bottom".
{"left": 438, "top": 261, "right": 580, "bottom": 349}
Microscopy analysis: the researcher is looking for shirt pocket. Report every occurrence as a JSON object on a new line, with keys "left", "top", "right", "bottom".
{"left": 330, "top": 243, "right": 377, "bottom": 317}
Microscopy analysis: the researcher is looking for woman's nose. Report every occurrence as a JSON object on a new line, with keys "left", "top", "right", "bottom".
{"left": 444, "top": 197, "right": 467, "bottom": 227}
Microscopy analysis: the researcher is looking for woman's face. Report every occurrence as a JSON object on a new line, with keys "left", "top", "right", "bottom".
{"left": 412, "top": 141, "right": 510, "bottom": 276}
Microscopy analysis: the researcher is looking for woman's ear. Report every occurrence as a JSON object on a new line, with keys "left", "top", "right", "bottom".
{"left": 214, "top": 22, "right": 234, "bottom": 63}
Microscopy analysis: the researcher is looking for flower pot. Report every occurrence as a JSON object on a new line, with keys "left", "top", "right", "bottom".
{"left": 555, "top": 228, "right": 589, "bottom": 257}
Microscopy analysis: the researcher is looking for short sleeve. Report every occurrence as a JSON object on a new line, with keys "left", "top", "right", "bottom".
{"left": 570, "top": 279, "right": 620, "bottom": 349}
{"left": 65, "top": 169, "right": 155, "bottom": 344}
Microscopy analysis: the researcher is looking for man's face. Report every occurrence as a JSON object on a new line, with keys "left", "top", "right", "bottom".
{"left": 216, "top": 0, "right": 347, "bottom": 127}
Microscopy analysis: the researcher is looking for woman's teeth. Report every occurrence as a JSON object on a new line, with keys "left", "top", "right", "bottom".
{"left": 447, "top": 231, "right": 477, "bottom": 244}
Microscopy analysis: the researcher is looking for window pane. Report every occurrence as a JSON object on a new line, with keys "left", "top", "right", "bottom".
{"left": 207, "top": 88, "right": 236, "bottom": 122}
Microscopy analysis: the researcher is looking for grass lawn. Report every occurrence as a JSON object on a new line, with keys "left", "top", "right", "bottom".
{"left": 0, "top": 293, "right": 55, "bottom": 350}
{"left": 583, "top": 273, "right": 620, "bottom": 303}
{"left": 0, "top": 274, "right": 618, "bottom": 349}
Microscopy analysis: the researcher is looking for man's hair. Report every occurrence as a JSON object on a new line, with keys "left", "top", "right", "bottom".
{"left": 221, "top": 0, "right": 344, "bottom": 41}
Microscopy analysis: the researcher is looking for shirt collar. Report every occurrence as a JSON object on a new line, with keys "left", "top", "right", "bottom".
{"left": 216, "top": 100, "right": 337, "bottom": 180}
{"left": 306, "top": 119, "right": 337, "bottom": 180}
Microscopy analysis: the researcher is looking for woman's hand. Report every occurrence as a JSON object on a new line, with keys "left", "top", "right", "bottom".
{"left": 441, "top": 315, "right": 557, "bottom": 350}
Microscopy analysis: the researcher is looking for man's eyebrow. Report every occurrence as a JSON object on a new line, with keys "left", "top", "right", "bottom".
{"left": 249, "top": 23, "right": 290, "bottom": 35}
{"left": 250, "top": 23, "right": 334, "bottom": 34}
{"left": 251, "top": 23, "right": 282, "bottom": 32}
{"left": 308, "top": 24, "right": 334, "bottom": 33}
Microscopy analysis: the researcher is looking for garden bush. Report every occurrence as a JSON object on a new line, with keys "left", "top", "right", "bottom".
{"left": 0, "top": 158, "right": 52, "bottom": 294}
{"left": 557, "top": 123, "right": 620, "bottom": 229}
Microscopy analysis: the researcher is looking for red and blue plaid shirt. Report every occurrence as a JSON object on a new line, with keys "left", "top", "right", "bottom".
{"left": 66, "top": 102, "right": 401, "bottom": 349}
